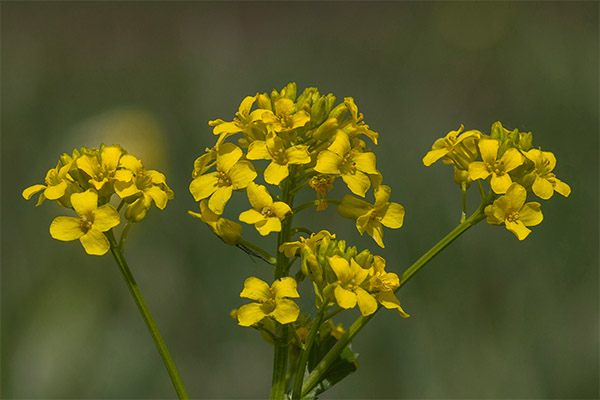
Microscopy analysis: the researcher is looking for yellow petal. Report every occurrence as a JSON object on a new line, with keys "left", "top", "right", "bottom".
{"left": 478, "top": 139, "right": 499, "bottom": 164}
{"left": 80, "top": 228, "right": 111, "bottom": 255}
{"left": 114, "top": 169, "right": 134, "bottom": 183}
{"left": 519, "top": 202, "right": 543, "bottom": 227}
{"left": 239, "top": 209, "right": 265, "bottom": 225}
{"left": 246, "top": 140, "right": 271, "bottom": 160}
{"left": 271, "top": 201, "right": 292, "bottom": 220}
{"left": 213, "top": 121, "right": 242, "bottom": 135}
{"left": 274, "top": 98, "right": 294, "bottom": 115}
{"left": 237, "top": 303, "right": 267, "bottom": 326}
{"left": 290, "top": 110, "right": 310, "bottom": 129}
{"left": 255, "top": 217, "right": 281, "bottom": 236}
{"left": 532, "top": 176, "right": 554, "bottom": 200}
{"left": 214, "top": 218, "right": 242, "bottom": 245}
{"left": 328, "top": 256, "right": 351, "bottom": 282}
{"left": 76, "top": 155, "right": 99, "bottom": 178}
{"left": 356, "top": 212, "right": 372, "bottom": 235}
{"left": 315, "top": 150, "right": 342, "bottom": 175}
{"left": 71, "top": 190, "right": 98, "bottom": 217}
{"left": 49, "top": 216, "right": 84, "bottom": 241}
{"left": 114, "top": 180, "right": 141, "bottom": 199}
{"left": 147, "top": 170, "right": 167, "bottom": 185}
{"left": 22, "top": 184, "right": 46, "bottom": 200}
{"left": 189, "top": 173, "right": 219, "bottom": 201}
{"left": 92, "top": 204, "right": 120, "bottom": 231}
{"left": 144, "top": 186, "right": 169, "bottom": 210}
{"left": 216, "top": 143, "right": 243, "bottom": 174}
{"left": 355, "top": 287, "right": 378, "bottom": 316}
{"left": 377, "top": 291, "right": 410, "bottom": 318}
{"left": 553, "top": 179, "right": 571, "bottom": 197}
{"left": 284, "top": 145, "right": 311, "bottom": 165}
{"left": 44, "top": 181, "right": 68, "bottom": 200}
{"left": 373, "top": 185, "right": 391, "bottom": 208}
{"left": 334, "top": 285, "right": 357, "bottom": 309}
{"left": 337, "top": 195, "right": 371, "bottom": 220}
{"left": 341, "top": 171, "right": 370, "bottom": 197}
{"left": 271, "top": 299, "right": 300, "bottom": 324}
{"left": 246, "top": 182, "right": 273, "bottom": 210}
{"left": 364, "top": 220, "right": 385, "bottom": 248}
{"left": 240, "top": 276, "right": 271, "bottom": 300}
{"left": 504, "top": 183, "right": 527, "bottom": 211}
{"left": 272, "top": 277, "right": 299, "bottom": 299}
{"left": 485, "top": 204, "right": 504, "bottom": 225}
{"left": 198, "top": 199, "right": 219, "bottom": 226}
{"left": 353, "top": 152, "right": 377, "bottom": 175}
{"left": 238, "top": 95, "right": 257, "bottom": 116}
{"left": 208, "top": 185, "right": 233, "bottom": 215}
{"left": 264, "top": 162, "right": 290, "bottom": 185}
{"left": 500, "top": 148, "right": 524, "bottom": 172}
{"left": 327, "top": 131, "right": 351, "bottom": 158}
{"left": 228, "top": 161, "right": 257, "bottom": 189}
{"left": 380, "top": 203, "right": 405, "bottom": 229}
{"left": 490, "top": 173, "right": 513, "bottom": 194}
{"left": 101, "top": 146, "right": 123, "bottom": 171}
{"left": 505, "top": 220, "right": 531, "bottom": 240}
{"left": 119, "top": 154, "right": 144, "bottom": 173}
{"left": 468, "top": 161, "right": 491, "bottom": 181}
{"left": 422, "top": 148, "right": 449, "bottom": 167}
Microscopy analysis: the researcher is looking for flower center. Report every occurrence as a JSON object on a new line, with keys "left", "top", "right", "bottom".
{"left": 80, "top": 215, "right": 93, "bottom": 232}
{"left": 261, "top": 206, "right": 274, "bottom": 217}
{"left": 217, "top": 171, "right": 231, "bottom": 186}
{"left": 506, "top": 211, "right": 519, "bottom": 222}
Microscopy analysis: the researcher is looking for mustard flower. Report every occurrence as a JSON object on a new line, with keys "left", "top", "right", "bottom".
{"left": 260, "top": 98, "right": 310, "bottom": 136}
{"left": 113, "top": 154, "right": 174, "bottom": 222}
{"left": 337, "top": 185, "right": 404, "bottom": 248}
{"left": 22, "top": 160, "right": 74, "bottom": 206}
{"left": 188, "top": 199, "right": 242, "bottom": 245}
{"left": 368, "top": 256, "right": 409, "bottom": 317}
{"left": 246, "top": 132, "right": 311, "bottom": 185}
{"left": 422, "top": 125, "right": 481, "bottom": 167}
{"left": 315, "top": 130, "right": 377, "bottom": 197}
{"left": 189, "top": 143, "right": 256, "bottom": 215}
{"left": 209, "top": 95, "right": 266, "bottom": 148}
{"left": 468, "top": 139, "right": 524, "bottom": 194}
{"left": 339, "top": 97, "right": 379, "bottom": 144}
{"left": 485, "top": 183, "right": 543, "bottom": 240}
{"left": 525, "top": 149, "right": 571, "bottom": 199}
{"left": 279, "top": 230, "right": 335, "bottom": 258}
{"left": 237, "top": 276, "right": 300, "bottom": 326}
{"left": 49, "top": 189, "right": 120, "bottom": 255}
{"left": 239, "top": 182, "right": 292, "bottom": 236}
{"left": 327, "top": 256, "right": 377, "bottom": 316}
{"left": 76, "top": 145, "right": 124, "bottom": 194}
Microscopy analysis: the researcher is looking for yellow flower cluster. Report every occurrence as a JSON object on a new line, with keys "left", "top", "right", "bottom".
{"left": 189, "top": 82, "right": 404, "bottom": 247}
{"left": 423, "top": 122, "right": 571, "bottom": 240}
{"left": 23, "top": 144, "right": 174, "bottom": 255}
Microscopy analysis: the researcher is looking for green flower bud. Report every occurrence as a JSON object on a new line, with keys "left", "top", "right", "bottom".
{"left": 355, "top": 249, "right": 374, "bottom": 269}
{"left": 328, "top": 103, "right": 348, "bottom": 121}
{"left": 282, "top": 82, "right": 297, "bottom": 101}
{"left": 313, "top": 118, "right": 338, "bottom": 141}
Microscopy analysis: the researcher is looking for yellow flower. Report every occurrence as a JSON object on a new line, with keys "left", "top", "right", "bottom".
{"left": 337, "top": 185, "right": 404, "bottom": 248}
{"left": 113, "top": 155, "right": 174, "bottom": 222}
{"left": 485, "top": 183, "right": 543, "bottom": 240}
{"left": 279, "top": 230, "right": 335, "bottom": 258}
{"left": 76, "top": 145, "right": 124, "bottom": 194}
{"left": 327, "top": 256, "right": 378, "bottom": 316}
{"left": 260, "top": 98, "right": 310, "bottom": 136}
{"left": 524, "top": 149, "right": 571, "bottom": 199}
{"left": 49, "top": 189, "right": 120, "bottom": 255}
{"left": 22, "top": 160, "right": 74, "bottom": 207}
{"left": 209, "top": 95, "right": 266, "bottom": 148}
{"left": 246, "top": 132, "right": 311, "bottom": 185}
{"left": 237, "top": 277, "right": 300, "bottom": 326}
{"left": 339, "top": 97, "right": 379, "bottom": 145}
{"left": 315, "top": 130, "right": 377, "bottom": 197}
{"left": 309, "top": 174, "right": 335, "bottom": 211}
{"left": 189, "top": 143, "right": 256, "bottom": 215}
{"left": 422, "top": 125, "right": 481, "bottom": 167}
{"left": 368, "top": 256, "right": 409, "bottom": 317}
{"left": 468, "top": 139, "right": 524, "bottom": 194}
{"left": 239, "top": 182, "right": 292, "bottom": 236}
{"left": 188, "top": 199, "right": 242, "bottom": 245}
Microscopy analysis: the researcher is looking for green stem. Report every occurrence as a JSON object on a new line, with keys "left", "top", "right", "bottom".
{"left": 238, "top": 238, "right": 277, "bottom": 265}
{"left": 119, "top": 221, "right": 133, "bottom": 252}
{"left": 291, "top": 303, "right": 329, "bottom": 400}
{"left": 292, "top": 199, "right": 341, "bottom": 214}
{"left": 117, "top": 199, "right": 125, "bottom": 212}
{"left": 106, "top": 230, "right": 189, "bottom": 400}
{"left": 477, "top": 180, "right": 486, "bottom": 201}
{"left": 291, "top": 227, "right": 314, "bottom": 236}
{"left": 461, "top": 182, "right": 467, "bottom": 223}
{"left": 301, "top": 197, "right": 494, "bottom": 396}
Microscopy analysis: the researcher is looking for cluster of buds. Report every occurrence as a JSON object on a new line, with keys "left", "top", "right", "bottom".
{"left": 424, "top": 122, "right": 571, "bottom": 239}
{"left": 23, "top": 144, "right": 174, "bottom": 254}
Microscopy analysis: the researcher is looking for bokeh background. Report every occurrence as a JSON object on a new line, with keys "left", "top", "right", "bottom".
{"left": 2, "top": 2, "right": 598, "bottom": 399}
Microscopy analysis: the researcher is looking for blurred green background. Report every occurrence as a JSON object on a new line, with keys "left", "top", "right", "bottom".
{"left": 2, "top": 2, "right": 598, "bottom": 398}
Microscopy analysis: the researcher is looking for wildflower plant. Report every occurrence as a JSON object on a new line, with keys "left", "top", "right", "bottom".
{"left": 24, "top": 83, "right": 571, "bottom": 399}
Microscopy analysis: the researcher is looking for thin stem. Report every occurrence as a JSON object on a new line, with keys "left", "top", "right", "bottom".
{"left": 119, "top": 221, "right": 133, "bottom": 252}
{"left": 323, "top": 306, "right": 344, "bottom": 322}
{"left": 117, "top": 199, "right": 125, "bottom": 212}
{"left": 291, "top": 304, "right": 329, "bottom": 399}
{"left": 301, "top": 196, "right": 494, "bottom": 396}
{"left": 477, "top": 180, "right": 486, "bottom": 202}
{"left": 105, "top": 230, "right": 189, "bottom": 399}
{"left": 238, "top": 238, "right": 277, "bottom": 265}
{"left": 461, "top": 182, "right": 467, "bottom": 223}
{"left": 291, "top": 227, "right": 314, "bottom": 236}
{"left": 292, "top": 199, "right": 341, "bottom": 214}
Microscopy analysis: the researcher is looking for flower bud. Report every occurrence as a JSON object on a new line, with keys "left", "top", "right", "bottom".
{"left": 355, "top": 249, "right": 374, "bottom": 269}
{"left": 328, "top": 103, "right": 348, "bottom": 121}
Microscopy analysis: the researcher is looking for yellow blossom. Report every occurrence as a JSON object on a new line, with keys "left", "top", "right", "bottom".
{"left": 337, "top": 185, "right": 404, "bottom": 248}
{"left": 327, "top": 256, "right": 377, "bottom": 316}
{"left": 485, "top": 183, "right": 543, "bottom": 240}
{"left": 315, "top": 130, "right": 377, "bottom": 197}
{"left": 237, "top": 277, "right": 300, "bottom": 326}
{"left": 339, "top": 97, "right": 379, "bottom": 145}
{"left": 246, "top": 132, "right": 311, "bottom": 185}
{"left": 422, "top": 125, "right": 481, "bottom": 167}
{"left": 76, "top": 145, "right": 124, "bottom": 194}
{"left": 260, "top": 98, "right": 310, "bottom": 136}
{"left": 279, "top": 230, "right": 335, "bottom": 258}
{"left": 368, "top": 256, "right": 409, "bottom": 317}
{"left": 239, "top": 182, "right": 292, "bottom": 236}
{"left": 22, "top": 160, "right": 74, "bottom": 207}
{"left": 524, "top": 149, "right": 571, "bottom": 199}
{"left": 189, "top": 143, "right": 256, "bottom": 215}
{"left": 188, "top": 199, "right": 242, "bottom": 245}
{"left": 49, "top": 189, "right": 120, "bottom": 255}
{"left": 468, "top": 139, "right": 524, "bottom": 194}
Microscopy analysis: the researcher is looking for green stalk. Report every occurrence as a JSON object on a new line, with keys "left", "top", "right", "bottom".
{"left": 291, "top": 304, "right": 329, "bottom": 399}
{"left": 106, "top": 230, "right": 189, "bottom": 399}
{"left": 301, "top": 197, "right": 493, "bottom": 396}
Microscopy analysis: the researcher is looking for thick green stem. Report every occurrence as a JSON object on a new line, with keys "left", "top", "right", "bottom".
{"left": 301, "top": 199, "right": 493, "bottom": 396}
{"left": 106, "top": 231, "right": 189, "bottom": 399}
{"left": 291, "top": 304, "right": 329, "bottom": 399}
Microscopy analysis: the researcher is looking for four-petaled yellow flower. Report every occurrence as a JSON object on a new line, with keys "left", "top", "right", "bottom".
{"left": 368, "top": 256, "right": 409, "bottom": 317}
{"left": 188, "top": 199, "right": 242, "bottom": 245}
{"left": 49, "top": 189, "right": 120, "bottom": 255}
{"left": 327, "top": 255, "right": 378, "bottom": 316}
{"left": 76, "top": 145, "right": 124, "bottom": 195}
{"left": 485, "top": 183, "right": 543, "bottom": 240}
{"left": 337, "top": 185, "right": 404, "bottom": 248}
{"left": 315, "top": 130, "right": 377, "bottom": 197}
{"left": 525, "top": 149, "right": 571, "bottom": 200}
{"left": 422, "top": 125, "right": 481, "bottom": 167}
{"left": 189, "top": 143, "right": 257, "bottom": 215}
{"left": 237, "top": 276, "right": 300, "bottom": 326}
{"left": 239, "top": 182, "right": 292, "bottom": 236}
{"left": 247, "top": 132, "right": 311, "bottom": 185}
{"left": 22, "top": 160, "right": 74, "bottom": 206}
{"left": 468, "top": 139, "right": 524, "bottom": 194}
{"left": 259, "top": 98, "right": 310, "bottom": 136}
